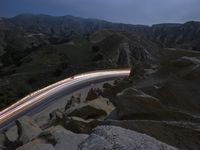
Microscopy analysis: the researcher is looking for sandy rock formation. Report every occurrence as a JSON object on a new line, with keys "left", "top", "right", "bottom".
{"left": 16, "top": 116, "right": 42, "bottom": 144}
{"left": 41, "top": 125, "right": 88, "bottom": 150}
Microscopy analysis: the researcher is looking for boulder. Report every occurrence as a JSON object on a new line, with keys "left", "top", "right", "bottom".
{"left": 49, "top": 109, "right": 64, "bottom": 121}
{"left": 65, "top": 97, "right": 115, "bottom": 120}
{"left": 65, "top": 93, "right": 82, "bottom": 110}
{"left": 16, "top": 116, "right": 42, "bottom": 144}
{"left": 101, "top": 120, "right": 200, "bottom": 150}
{"left": 5, "top": 125, "right": 18, "bottom": 142}
{"left": 16, "top": 139, "right": 54, "bottom": 150}
{"left": 78, "top": 125, "right": 177, "bottom": 150}
{"left": 101, "top": 79, "right": 132, "bottom": 104}
{"left": 47, "top": 109, "right": 65, "bottom": 128}
{"left": 63, "top": 116, "right": 99, "bottom": 134}
{"left": 102, "top": 83, "right": 112, "bottom": 89}
{"left": 85, "top": 88, "right": 101, "bottom": 101}
{"left": 115, "top": 88, "right": 165, "bottom": 119}
{"left": 41, "top": 125, "right": 88, "bottom": 150}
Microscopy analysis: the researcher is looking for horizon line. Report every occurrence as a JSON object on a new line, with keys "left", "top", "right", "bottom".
{"left": 1, "top": 13, "right": 200, "bottom": 26}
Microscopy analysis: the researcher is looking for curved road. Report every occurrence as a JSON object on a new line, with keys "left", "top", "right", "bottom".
{"left": 0, "top": 69, "right": 130, "bottom": 131}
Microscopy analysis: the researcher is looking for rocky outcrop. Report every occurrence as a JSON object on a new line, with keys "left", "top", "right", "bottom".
{"left": 78, "top": 126, "right": 177, "bottom": 150}
{"left": 2, "top": 66, "right": 200, "bottom": 150}
{"left": 49, "top": 109, "right": 64, "bottom": 121}
{"left": 115, "top": 88, "right": 165, "bottom": 119}
{"left": 65, "top": 93, "right": 82, "bottom": 110}
{"left": 63, "top": 116, "right": 99, "bottom": 134}
{"left": 101, "top": 120, "right": 200, "bottom": 150}
{"left": 16, "top": 116, "right": 42, "bottom": 144}
{"left": 41, "top": 125, "right": 88, "bottom": 150}
{"left": 65, "top": 97, "right": 114, "bottom": 120}
{"left": 85, "top": 88, "right": 100, "bottom": 101}
{"left": 102, "top": 83, "right": 112, "bottom": 89}
{"left": 0, "top": 116, "right": 43, "bottom": 149}
{"left": 47, "top": 95, "right": 115, "bottom": 134}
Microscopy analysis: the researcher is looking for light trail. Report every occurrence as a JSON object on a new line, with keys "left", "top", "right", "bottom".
{"left": 0, "top": 69, "right": 130, "bottom": 130}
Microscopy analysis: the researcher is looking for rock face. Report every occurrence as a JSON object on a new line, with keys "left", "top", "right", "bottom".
{"left": 78, "top": 126, "right": 177, "bottom": 150}
{"left": 63, "top": 116, "right": 99, "bottom": 133}
{"left": 16, "top": 116, "right": 42, "bottom": 144}
{"left": 65, "top": 97, "right": 115, "bottom": 120}
{"left": 47, "top": 95, "right": 115, "bottom": 134}
{"left": 41, "top": 125, "right": 88, "bottom": 150}
{"left": 115, "top": 88, "right": 164, "bottom": 119}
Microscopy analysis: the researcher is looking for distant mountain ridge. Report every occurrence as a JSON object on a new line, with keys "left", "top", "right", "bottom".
{"left": 1, "top": 14, "right": 200, "bottom": 51}
{"left": 2, "top": 14, "right": 148, "bottom": 35}
{"left": 149, "top": 21, "right": 200, "bottom": 50}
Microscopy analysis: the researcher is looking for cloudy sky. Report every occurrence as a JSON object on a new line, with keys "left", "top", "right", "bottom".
{"left": 0, "top": 0, "right": 200, "bottom": 25}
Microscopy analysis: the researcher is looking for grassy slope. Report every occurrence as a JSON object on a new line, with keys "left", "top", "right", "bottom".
{"left": 0, "top": 38, "right": 94, "bottom": 109}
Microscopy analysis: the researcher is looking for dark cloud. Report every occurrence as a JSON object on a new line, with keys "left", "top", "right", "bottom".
{"left": 0, "top": 0, "right": 200, "bottom": 25}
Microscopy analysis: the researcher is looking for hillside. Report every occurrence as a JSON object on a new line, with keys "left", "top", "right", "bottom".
{"left": 0, "top": 14, "right": 200, "bottom": 150}
{"left": 2, "top": 48, "right": 200, "bottom": 149}
{"left": 0, "top": 14, "right": 200, "bottom": 109}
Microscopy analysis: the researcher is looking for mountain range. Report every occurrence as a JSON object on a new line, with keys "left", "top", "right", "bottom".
{"left": 0, "top": 14, "right": 200, "bottom": 109}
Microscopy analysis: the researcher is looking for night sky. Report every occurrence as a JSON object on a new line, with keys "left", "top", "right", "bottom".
{"left": 1, "top": 0, "right": 200, "bottom": 25}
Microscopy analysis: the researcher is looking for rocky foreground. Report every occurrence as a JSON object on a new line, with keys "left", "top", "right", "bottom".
{"left": 1, "top": 49, "right": 200, "bottom": 150}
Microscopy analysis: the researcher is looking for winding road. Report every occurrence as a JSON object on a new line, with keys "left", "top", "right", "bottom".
{"left": 0, "top": 69, "right": 130, "bottom": 131}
